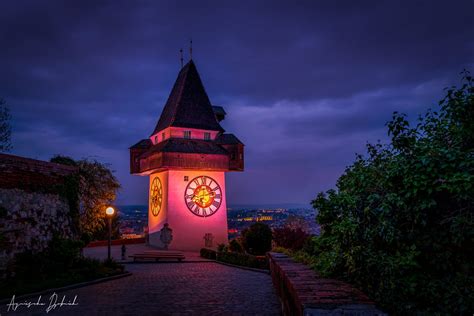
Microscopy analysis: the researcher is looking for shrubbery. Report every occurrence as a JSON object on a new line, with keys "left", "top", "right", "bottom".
{"left": 51, "top": 155, "right": 121, "bottom": 242}
{"left": 200, "top": 237, "right": 269, "bottom": 270}
{"left": 217, "top": 251, "right": 268, "bottom": 270}
{"left": 1, "top": 236, "right": 124, "bottom": 298}
{"left": 228, "top": 239, "right": 244, "bottom": 253}
{"left": 310, "top": 73, "right": 474, "bottom": 314}
{"left": 273, "top": 226, "right": 310, "bottom": 251}
{"left": 241, "top": 223, "right": 272, "bottom": 255}
{"left": 200, "top": 248, "right": 217, "bottom": 260}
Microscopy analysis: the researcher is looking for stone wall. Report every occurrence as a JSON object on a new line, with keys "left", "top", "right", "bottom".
{"left": 0, "top": 153, "right": 78, "bottom": 274}
{"left": 268, "top": 252, "right": 386, "bottom": 316}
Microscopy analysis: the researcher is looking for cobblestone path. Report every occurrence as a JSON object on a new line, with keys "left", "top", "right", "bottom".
{"left": 2, "top": 262, "right": 281, "bottom": 315}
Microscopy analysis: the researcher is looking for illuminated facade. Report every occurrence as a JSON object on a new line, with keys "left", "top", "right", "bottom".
{"left": 130, "top": 60, "right": 244, "bottom": 251}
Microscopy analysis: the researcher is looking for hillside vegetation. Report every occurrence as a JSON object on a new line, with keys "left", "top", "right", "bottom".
{"left": 310, "top": 72, "right": 473, "bottom": 314}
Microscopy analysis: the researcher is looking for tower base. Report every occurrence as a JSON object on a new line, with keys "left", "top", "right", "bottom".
{"left": 148, "top": 170, "right": 229, "bottom": 252}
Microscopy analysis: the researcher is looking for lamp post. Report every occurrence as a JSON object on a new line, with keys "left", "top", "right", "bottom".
{"left": 105, "top": 206, "right": 115, "bottom": 260}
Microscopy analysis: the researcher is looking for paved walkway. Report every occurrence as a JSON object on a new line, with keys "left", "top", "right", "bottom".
{"left": 2, "top": 262, "right": 281, "bottom": 315}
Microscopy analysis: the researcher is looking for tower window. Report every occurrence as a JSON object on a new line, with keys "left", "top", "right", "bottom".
{"left": 184, "top": 131, "right": 191, "bottom": 139}
{"left": 204, "top": 132, "right": 211, "bottom": 140}
{"left": 154, "top": 136, "right": 158, "bottom": 144}
{"left": 162, "top": 132, "right": 165, "bottom": 141}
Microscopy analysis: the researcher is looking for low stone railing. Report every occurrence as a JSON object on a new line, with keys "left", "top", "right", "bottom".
{"left": 268, "top": 252, "right": 385, "bottom": 316}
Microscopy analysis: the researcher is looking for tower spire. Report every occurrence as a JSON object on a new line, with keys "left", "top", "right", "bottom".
{"left": 189, "top": 39, "right": 193, "bottom": 60}
{"left": 179, "top": 48, "right": 183, "bottom": 68}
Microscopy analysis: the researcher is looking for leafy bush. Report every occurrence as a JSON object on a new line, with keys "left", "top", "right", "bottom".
{"left": 241, "top": 223, "right": 272, "bottom": 255}
{"left": 0, "top": 205, "right": 8, "bottom": 218}
{"left": 216, "top": 243, "right": 227, "bottom": 253}
{"left": 273, "top": 226, "right": 310, "bottom": 251}
{"left": 228, "top": 239, "right": 244, "bottom": 253}
{"left": 217, "top": 251, "right": 268, "bottom": 270}
{"left": 2, "top": 237, "right": 124, "bottom": 298}
{"left": 200, "top": 248, "right": 217, "bottom": 260}
{"left": 51, "top": 155, "right": 121, "bottom": 240}
{"left": 271, "top": 246, "right": 287, "bottom": 253}
{"left": 311, "top": 73, "right": 474, "bottom": 314}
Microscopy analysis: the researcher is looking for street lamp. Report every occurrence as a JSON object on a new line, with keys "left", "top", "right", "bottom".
{"left": 105, "top": 206, "right": 115, "bottom": 260}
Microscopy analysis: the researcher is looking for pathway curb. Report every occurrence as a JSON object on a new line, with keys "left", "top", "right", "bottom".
{"left": 212, "top": 260, "right": 270, "bottom": 274}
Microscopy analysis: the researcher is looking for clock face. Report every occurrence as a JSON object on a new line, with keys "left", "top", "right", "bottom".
{"left": 184, "top": 176, "right": 222, "bottom": 217}
{"left": 150, "top": 177, "right": 163, "bottom": 216}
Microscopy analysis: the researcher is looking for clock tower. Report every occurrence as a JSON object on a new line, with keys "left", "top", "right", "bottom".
{"left": 130, "top": 60, "right": 244, "bottom": 251}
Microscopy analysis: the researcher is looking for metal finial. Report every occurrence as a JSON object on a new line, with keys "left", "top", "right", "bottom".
{"left": 189, "top": 39, "right": 193, "bottom": 60}
{"left": 179, "top": 49, "right": 183, "bottom": 68}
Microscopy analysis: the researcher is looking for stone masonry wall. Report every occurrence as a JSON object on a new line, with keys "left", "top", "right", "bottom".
{"left": 0, "top": 153, "right": 78, "bottom": 274}
{"left": 268, "top": 252, "right": 386, "bottom": 316}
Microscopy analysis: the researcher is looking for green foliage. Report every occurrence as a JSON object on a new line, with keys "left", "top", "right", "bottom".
{"left": 2, "top": 237, "right": 124, "bottom": 298}
{"left": 0, "top": 98, "right": 12, "bottom": 152}
{"left": 241, "top": 222, "right": 272, "bottom": 255}
{"left": 228, "top": 239, "right": 244, "bottom": 253}
{"left": 311, "top": 72, "right": 474, "bottom": 314}
{"left": 51, "top": 155, "right": 77, "bottom": 166}
{"left": 217, "top": 251, "right": 269, "bottom": 270}
{"left": 0, "top": 205, "right": 7, "bottom": 218}
{"left": 51, "top": 155, "right": 121, "bottom": 241}
{"left": 200, "top": 248, "right": 217, "bottom": 260}
{"left": 216, "top": 243, "right": 227, "bottom": 253}
{"left": 13, "top": 236, "right": 84, "bottom": 279}
{"left": 200, "top": 247, "right": 268, "bottom": 269}
{"left": 271, "top": 246, "right": 287, "bottom": 253}
{"left": 273, "top": 226, "right": 310, "bottom": 251}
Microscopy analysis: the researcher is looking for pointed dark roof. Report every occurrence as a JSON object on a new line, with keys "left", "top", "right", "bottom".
{"left": 215, "top": 133, "right": 243, "bottom": 145}
{"left": 130, "top": 139, "right": 152, "bottom": 149}
{"left": 151, "top": 60, "right": 224, "bottom": 136}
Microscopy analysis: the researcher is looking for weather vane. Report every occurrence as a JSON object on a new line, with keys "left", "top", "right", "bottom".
{"left": 179, "top": 48, "right": 183, "bottom": 68}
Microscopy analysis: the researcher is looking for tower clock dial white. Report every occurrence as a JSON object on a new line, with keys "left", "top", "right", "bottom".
{"left": 184, "top": 175, "right": 222, "bottom": 217}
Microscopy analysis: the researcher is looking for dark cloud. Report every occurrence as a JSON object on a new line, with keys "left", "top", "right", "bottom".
{"left": 1, "top": 1, "right": 473, "bottom": 205}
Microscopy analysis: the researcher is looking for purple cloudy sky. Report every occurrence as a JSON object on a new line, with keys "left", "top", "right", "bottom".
{"left": 1, "top": 1, "right": 473, "bottom": 206}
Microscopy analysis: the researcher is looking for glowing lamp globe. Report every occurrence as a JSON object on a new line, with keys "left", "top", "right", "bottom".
{"left": 105, "top": 206, "right": 115, "bottom": 216}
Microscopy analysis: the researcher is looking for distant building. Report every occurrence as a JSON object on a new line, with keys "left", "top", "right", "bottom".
{"left": 130, "top": 60, "right": 244, "bottom": 251}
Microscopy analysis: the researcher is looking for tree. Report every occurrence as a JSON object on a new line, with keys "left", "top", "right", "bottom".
{"left": 0, "top": 98, "right": 12, "bottom": 152}
{"left": 310, "top": 72, "right": 473, "bottom": 314}
{"left": 284, "top": 214, "right": 310, "bottom": 232}
{"left": 51, "top": 155, "right": 121, "bottom": 241}
{"left": 228, "top": 238, "right": 244, "bottom": 253}
{"left": 241, "top": 222, "right": 272, "bottom": 255}
{"left": 273, "top": 226, "right": 310, "bottom": 251}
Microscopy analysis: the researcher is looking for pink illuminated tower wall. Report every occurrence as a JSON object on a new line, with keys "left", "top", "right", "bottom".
{"left": 130, "top": 60, "right": 244, "bottom": 251}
